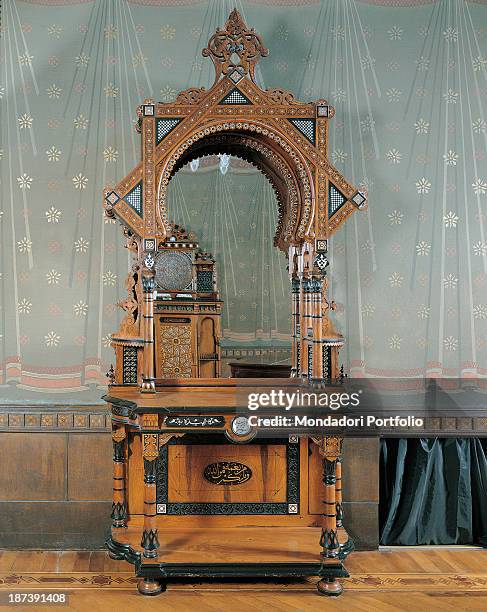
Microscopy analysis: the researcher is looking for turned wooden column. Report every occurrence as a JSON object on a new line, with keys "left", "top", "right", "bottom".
{"left": 301, "top": 277, "right": 313, "bottom": 378}
{"left": 141, "top": 433, "right": 159, "bottom": 558}
{"left": 335, "top": 457, "right": 343, "bottom": 529}
{"left": 335, "top": 454, "right": 353, "bottom": 554}
{"left": 311, "top": 435, "right": 344, "bottom": 596}
{"left": 299, "top": 275, "right": 305, "bottom": 378}
{"left": 311, "top": 277, "right": 324, "bottom": 381}
{"left": 141, "top": 267, "right": 156, "bottom": 393}
{"left": 111, "top": 426, "right": 127, "bottom": 529}
{"left": 291, "top": 277, "right": 300, "bottom": 377}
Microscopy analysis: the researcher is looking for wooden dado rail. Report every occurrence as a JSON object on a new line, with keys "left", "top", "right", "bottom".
{"left": 0, "top": 403, "right": 379, "bottom": 550}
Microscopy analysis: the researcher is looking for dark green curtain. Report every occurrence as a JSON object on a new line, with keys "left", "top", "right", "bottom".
{"left": 380, "top": 438, "right": 487, "bottom": 546}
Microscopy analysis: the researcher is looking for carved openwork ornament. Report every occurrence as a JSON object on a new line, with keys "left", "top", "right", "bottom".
{"left": 116, "top": 271, "right": 139, "bottom": 336}
{"left": 310, "top": 435, "right": 343, "bottom": 459}
{"left": 203, "top": 9, "right": 268, "bottom": 85}
{"left": 105, "top": 9, "right": 366, "bottom": 259}
{"left": 158, "top": 433, "right": 185, "bottom": 447}
{"left": 142, "top": 433, "right": 159, "bottom": 461}
{"left": 175, "top": 87, "right": 207, "bottom": 106}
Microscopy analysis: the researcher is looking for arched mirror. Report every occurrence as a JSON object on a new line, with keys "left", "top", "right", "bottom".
{"left": 166, "top": 154, "right": 291, "bottom": 376}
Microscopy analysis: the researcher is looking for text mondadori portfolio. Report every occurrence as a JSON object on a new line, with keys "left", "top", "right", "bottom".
{"left": 247, "top": 415, "right": 424, "bottom": 428}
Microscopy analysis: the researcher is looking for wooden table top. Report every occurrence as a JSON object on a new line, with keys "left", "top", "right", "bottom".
{"left": 104, "top": 378, "right": 319, "bottom": 413}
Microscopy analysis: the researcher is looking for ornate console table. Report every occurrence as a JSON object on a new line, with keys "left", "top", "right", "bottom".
{"left": 105, "top": 379, "right": 353, "bottom": 596}
{"left": 102, "top": 9, "right": 366, "bottom": 597}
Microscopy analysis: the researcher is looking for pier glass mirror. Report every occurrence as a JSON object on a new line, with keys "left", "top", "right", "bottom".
{"left": 103, "top": 9, "right": 368, "bottom": 598}
{"left": 103, "top": 9, "right": 367, "bottom": 390}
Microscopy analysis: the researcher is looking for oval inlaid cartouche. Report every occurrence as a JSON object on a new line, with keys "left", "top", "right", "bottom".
{"left": 203, "top": 461, "right": 252, "bottom": 486}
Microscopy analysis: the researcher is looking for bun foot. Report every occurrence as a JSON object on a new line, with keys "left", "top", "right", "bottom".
{"left": 317, "top": 577, "right": 343, "bottom": 596}
{"left": 137, "top": 578, "right": 165, "bottom": 596}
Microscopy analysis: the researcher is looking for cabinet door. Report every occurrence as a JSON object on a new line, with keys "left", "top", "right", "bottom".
{"left": 155, "top": 316, "right": 198, "bottom": 378}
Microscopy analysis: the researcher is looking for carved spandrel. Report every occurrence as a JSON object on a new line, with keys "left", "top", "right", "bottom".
{"left": 265, "top": 88, "right": 297, "bottom": 105}
{"left": 175, "top": 87, "right": 207, "bottom": 105}
{"left": 158, "top": 433, "right": 184, "bottom": 447}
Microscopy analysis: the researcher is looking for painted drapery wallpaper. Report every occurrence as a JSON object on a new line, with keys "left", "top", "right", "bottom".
{"left": 1, "top": 0, "right": 487, "bottom": 396}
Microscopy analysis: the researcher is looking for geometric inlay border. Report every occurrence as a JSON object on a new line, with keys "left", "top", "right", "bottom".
{"left": 1, "top": 572, "right": 487, "bottom": 591}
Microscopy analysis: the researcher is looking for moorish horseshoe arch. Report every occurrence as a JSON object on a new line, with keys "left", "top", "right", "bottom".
{"left": 103, "top": 9, "right": 367, "bottom": 391}
{"left": 157, "top": 126, "right": 315, "bottom": 249}
{"left": 167, "top": 134, "right": 300, "bottom": 248}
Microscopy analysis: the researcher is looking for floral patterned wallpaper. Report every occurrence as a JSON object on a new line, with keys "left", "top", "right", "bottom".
{"left": 1, "top": 0, "right": 487, "bottom": 397}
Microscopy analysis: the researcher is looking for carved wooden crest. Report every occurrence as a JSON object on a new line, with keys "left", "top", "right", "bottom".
{"left": 202, "top": 8, "right": 268, "bottom": 85}
{"left": 104, "top": 10, "right": 367, "bottom": 255}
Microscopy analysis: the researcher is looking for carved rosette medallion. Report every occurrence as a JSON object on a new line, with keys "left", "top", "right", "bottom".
{"left": 154, "top": 251, "right": 193, "bottom": 291}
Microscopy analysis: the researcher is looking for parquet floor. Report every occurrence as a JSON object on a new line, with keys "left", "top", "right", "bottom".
{"left": 1, "top": 548, "right": 487, "bottom": 611}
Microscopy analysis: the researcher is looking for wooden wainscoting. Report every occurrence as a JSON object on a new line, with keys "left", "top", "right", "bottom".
{"left": 0, "top": 405, "right": 112, "bottom": 549}
{"left": 0, "top": 404, "right": 379, "bottom": 549}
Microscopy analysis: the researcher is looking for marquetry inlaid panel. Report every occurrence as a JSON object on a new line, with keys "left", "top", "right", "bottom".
{"left": 167, "top": 444, "right": 287, "bottom": 504}
{"left": 157, "top": 323, "right": 193, "bottom": 378}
